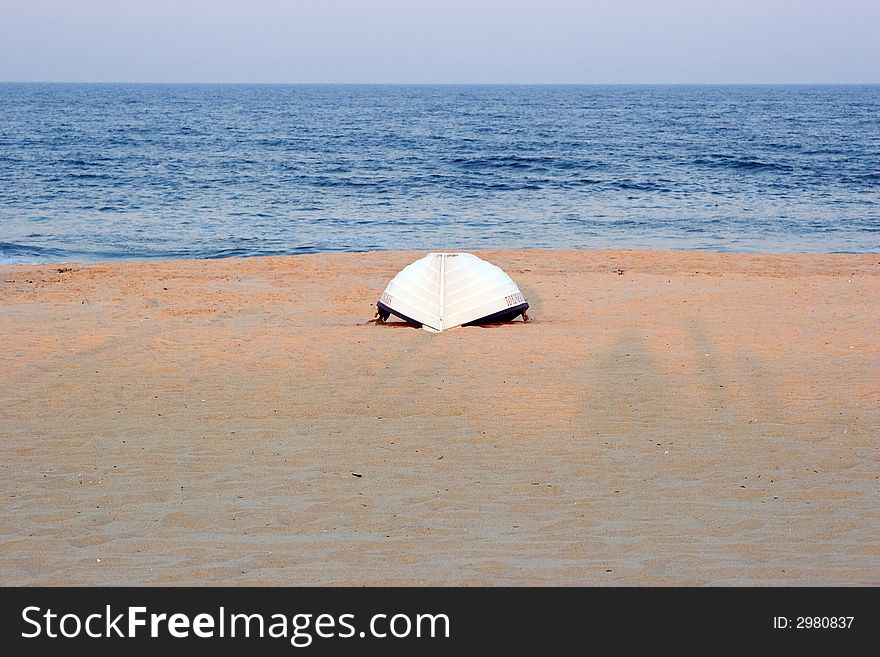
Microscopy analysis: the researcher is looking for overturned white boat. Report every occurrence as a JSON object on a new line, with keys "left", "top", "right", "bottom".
{"left": 376, "top": 253, "right": 529, "bottom": 332}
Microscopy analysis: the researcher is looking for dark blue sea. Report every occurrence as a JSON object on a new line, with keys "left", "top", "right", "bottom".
{"left": 1, "top": 84, "right": 878, "bottom": 263}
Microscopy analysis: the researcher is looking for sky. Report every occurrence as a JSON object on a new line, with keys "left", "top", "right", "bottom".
{"left": 1, "top": 0, "right": 878, "bottom": 84}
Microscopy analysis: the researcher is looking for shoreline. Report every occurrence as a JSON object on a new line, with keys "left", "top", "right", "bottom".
{"left": 2, "top": 244, "right": 879, "bottom": 270}
{"left": 2, "top": 248, "right": 878, "bottom": 585}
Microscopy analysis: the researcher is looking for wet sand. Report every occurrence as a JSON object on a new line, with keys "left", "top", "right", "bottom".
{"left": 1, "top": 249, "right": 878, "bottom": 585}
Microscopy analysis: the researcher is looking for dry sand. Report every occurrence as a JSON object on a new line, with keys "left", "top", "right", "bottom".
{"left": 1, "top": 249, "right": 878, "bottom": 586}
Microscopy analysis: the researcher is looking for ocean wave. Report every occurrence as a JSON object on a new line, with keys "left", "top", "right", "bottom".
{"left": 610, "top": 179, "right": 670, "bottom": 192}
{"left": 477, "top": 182, "right": 545, "bottom": 191}
{"left": 447, "top": 154, "right": 555, "bottom": 171}
{"left": 201, "top": 245, "right": 319, "bottom": 259}
{"left": 563, "top": 178, "right": 669, "bottom": 192}
{"left": 68, "top": 172, "right": 113, "bottom": 180}
{"left": 565, "top": 177, "right": 603, "bottom": 187}
{"left": 0, "top": 241, "right": 69, "bottom": 263}
{"left": 60, "top": 158, "right": 111, "bottom": 167}
{"left": 694, "top": 154, "right": 793, "bottom": 172}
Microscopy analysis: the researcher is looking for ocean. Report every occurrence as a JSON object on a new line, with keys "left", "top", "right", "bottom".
{"left": 0, "top": 83, "right": 877, "bottom": 263}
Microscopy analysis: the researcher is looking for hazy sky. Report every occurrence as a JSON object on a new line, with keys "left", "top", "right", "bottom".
{"left": 1, "top": 0, "right": 877, "bottom": 83}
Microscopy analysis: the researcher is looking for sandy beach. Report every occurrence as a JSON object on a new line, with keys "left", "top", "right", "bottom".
{"left": 1, "top": 249, "right": 877, "bottom": 586}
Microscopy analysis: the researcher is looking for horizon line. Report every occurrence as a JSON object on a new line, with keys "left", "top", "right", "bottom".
{"left": 3, "top": 80, "right": 879, "bottom": 86}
